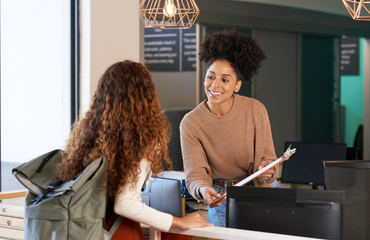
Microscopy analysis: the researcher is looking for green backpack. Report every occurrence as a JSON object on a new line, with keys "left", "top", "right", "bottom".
{"left": 12, "top": 150, "right": 118, "bottom": 240}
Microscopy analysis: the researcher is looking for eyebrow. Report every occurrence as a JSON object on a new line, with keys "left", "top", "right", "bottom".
{"left": 207, "top": 71, "right": 233, "bottom": 78}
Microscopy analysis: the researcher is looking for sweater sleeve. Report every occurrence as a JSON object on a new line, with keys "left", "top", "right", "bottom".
{"left": 114, "top": 159, "right": 173, "bottom": 232}
{"left": 180, "top": 117, "right": 213, "bottom": 201}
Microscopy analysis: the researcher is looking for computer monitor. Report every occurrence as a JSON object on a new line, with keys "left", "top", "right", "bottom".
{"left": 141, "top": 177, "right": 183, "bottom": 217}
{"left": 281, "top": 141, "right": 347, "bottom": 187}
{"left": 226, "top": 186, "right": 344, "bottom": 240}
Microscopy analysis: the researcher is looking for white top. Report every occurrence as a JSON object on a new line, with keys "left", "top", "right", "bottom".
{"left": 114, "top": 159, "right": 173, "bottom": 232}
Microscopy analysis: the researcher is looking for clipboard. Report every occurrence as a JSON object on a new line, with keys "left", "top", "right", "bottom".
{"left": 212, "top": 145, "right": 296, "bottom": 204}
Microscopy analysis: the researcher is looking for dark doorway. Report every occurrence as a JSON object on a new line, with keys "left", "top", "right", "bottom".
{"left": 301, "top": 35, "right": 339, "bottom": 143}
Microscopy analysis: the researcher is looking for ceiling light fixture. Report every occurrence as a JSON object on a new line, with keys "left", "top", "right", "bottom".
{"left": 138, "top": 0, "right": 200, "bottom": 29}
{"left": 342, "top": 0, "right": 370, "bottom": 21}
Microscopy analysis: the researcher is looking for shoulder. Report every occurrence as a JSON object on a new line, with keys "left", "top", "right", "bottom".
{"left": 180, "top": 104, "right": 203, "bottom": 127}
{"left": 180, "top": 103, "right": 209, "bottom": 139}
{"left": 236, "top": 94, "right": 267, "bottom": 114}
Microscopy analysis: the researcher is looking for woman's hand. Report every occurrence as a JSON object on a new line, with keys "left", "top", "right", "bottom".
{"left": 171, "top": 213, "right": 213, "bottom": 230}
{"left": 199, "top": 186, "right": 226, "bottom": 208}
{"left": 257, "top": 161, "right": 275, "bottom": 180}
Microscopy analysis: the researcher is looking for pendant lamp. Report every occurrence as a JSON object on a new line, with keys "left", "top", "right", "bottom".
{"left": 342, "top": 0, "right": 370, "bottom": 21}
{"left": 138, "top": 0, "right": 200, "bottom": 29}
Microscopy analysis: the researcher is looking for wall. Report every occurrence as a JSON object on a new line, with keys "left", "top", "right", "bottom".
{"left": 364, "top": 39, "right": 370, "bottom": 160}
{"left": 341, "top": 39, "right": 365, "bottom": 148}
{"left": 253, "top": 30, "right": 299, "bottom": 152}
{"left": 80, "top": 0, "right": 144, "bottom": 114}
{"left": 151, "top": 72, "right": 197, "bottom": 110}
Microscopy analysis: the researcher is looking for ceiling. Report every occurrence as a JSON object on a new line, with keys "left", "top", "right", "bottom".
{"left": 196, "top": 0, "right": 370, "bottom": 38}
{"left": 225, "top": 0, "right": 349, "bottom": 16}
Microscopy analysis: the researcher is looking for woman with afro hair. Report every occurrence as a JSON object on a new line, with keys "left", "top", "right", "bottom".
{"left": 180, "top": 30, "right": 279, "bottom": 227}
{"left": 56, "top": 60, "right": 212, "bottom": 239}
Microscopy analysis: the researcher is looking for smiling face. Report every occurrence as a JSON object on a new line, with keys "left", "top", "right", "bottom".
{"left": 204, "top": 60, "right": 242, "bottom": 115}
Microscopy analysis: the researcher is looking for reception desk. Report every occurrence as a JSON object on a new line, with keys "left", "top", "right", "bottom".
{"left": 152, "top": 172, "right": 326, "bottom": 240}
{"left": 149, "top": 226, "right": 324, "bottom": 240}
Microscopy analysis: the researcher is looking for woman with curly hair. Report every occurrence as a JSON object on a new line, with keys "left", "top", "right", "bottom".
{"left": 180, "top": 30, "right": 279, "bottom": 227}
{"left": 56, "top": 60, "right": 211, "bottom": 239}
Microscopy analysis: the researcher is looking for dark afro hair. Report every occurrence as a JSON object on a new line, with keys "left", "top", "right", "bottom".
{"left": 199, "top": 29, "right": 266, "bottom": 82}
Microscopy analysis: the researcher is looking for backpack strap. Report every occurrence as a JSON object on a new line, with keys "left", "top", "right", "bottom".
{"left": 35, "top": 150, "right": 59, "bottom": 173}
{"left": 108, "top": 216, "right": 125, "bottom": 235}
{"left": 141, "top": 170, "right": 152, "bottom": 192}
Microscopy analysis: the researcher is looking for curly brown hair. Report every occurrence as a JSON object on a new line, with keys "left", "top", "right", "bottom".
{"left": 56, "top": 60, "right": 172, "bottom": 199}
{"left": 199, "top": 29, "right": 266, "bottom": 82}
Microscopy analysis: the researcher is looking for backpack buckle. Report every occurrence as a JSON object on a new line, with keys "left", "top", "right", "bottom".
{"left": 32, "top": 193, "right": 45, "bottom": 205}
{"left": 32, "top": 180, "right": 63, "bottom": 205}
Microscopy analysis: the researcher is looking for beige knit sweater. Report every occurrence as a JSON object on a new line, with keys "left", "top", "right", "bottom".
{"left": 180, "top": 94, "right": 277, "bottom": 201}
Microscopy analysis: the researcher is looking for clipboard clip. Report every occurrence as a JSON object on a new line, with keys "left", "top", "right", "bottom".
{"left": 281, "top": 144, "right": 296, "bottom": 161}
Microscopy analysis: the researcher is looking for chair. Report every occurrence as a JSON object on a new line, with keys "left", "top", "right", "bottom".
{"left": 324, "top": 160, "right": 370, "bottom": 240}
{"left": 346, "top": 147, "right": 358, "bottom": 160}
{"left": 353, "top": 125, "right": 363, "bottom": 159}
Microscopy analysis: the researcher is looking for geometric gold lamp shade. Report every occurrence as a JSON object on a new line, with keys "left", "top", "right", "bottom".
{"left": 342, "top": 0, "right": 370, "bottom": 21}
{"left": 138, "top": 0, "right": 200, "bottom": 29}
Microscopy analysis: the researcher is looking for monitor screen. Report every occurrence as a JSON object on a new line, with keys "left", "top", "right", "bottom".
{"left": 141, "top": 177, "right": 183, "bottom": 217}
{"left": 226, "top": 186, "right": 344, "bottom": 240}
{"left": 163, "top": 109, "right": 191, "bottom": 171}
{"left": 281, "top": 141, "right": 347, "bottom": 186}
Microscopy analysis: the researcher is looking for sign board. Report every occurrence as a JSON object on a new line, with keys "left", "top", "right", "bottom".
{"left": 144, "top": 27, "right": 196, "bottom": 72}
{"left": 341, "top": 36, "right": 359, "bottom": 76}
